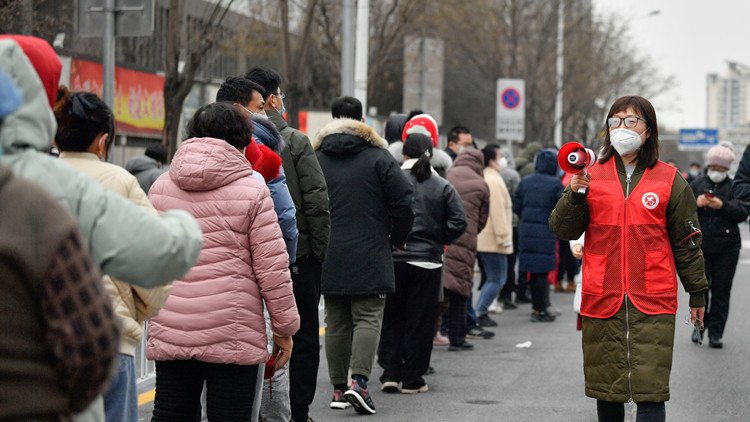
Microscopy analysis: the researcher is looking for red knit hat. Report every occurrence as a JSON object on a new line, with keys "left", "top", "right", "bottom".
{"left": 244, "top": 136, "right": 281, "bottom": 182}
{"left": 0, "top": 35, "right": 61, "bottom": 109}
{"left": 401, "top": 114, "right": 438, "bottom": 147}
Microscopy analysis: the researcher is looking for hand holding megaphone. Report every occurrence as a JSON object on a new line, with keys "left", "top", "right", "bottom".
{"left": 558, "top": 142, "right": 596, "bottom": 194}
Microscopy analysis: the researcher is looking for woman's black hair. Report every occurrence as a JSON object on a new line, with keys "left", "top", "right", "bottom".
{"left": 54, "top": 86, "right": 115, "bottom": 154}
{"left": 186, "top": 101, "right": 253, "bottom": 150}
{"left": 403, "top": 133, "right": 433, "bottom": 183}
{"left": 598, "top": 96, "right": 660, "bottom": 168}
{"left": 482, "top": 143, "right": 501, "bottom": 168}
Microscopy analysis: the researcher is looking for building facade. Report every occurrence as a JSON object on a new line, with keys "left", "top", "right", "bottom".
{"left": 707, "top": 62, "right": 750, "bottom": 129}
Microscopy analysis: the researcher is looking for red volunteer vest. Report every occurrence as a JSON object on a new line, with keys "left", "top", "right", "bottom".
{"left": 581, "top": 159, "right": 678, "bottom": 318}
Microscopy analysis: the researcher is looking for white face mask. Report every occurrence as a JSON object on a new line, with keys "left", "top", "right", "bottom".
{"left": 610, "top": 127, "right": 647, "bottom": 156}
{"left": 240, "top": 105, "right": 267, "bottom": 120}
{"left": 708, "top": 170, "right": 728, "bottom": 183}
{"left": 498, "top": 156, "right": 508, "bottom": 169}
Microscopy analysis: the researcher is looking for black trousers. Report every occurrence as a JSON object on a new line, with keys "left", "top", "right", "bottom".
{"left": 597, "top": 400, "right": 665, "bottom": 422}
{"left": 378, "top": 262, "right": 441, "bottom": 386}
{"left": 444, "top": 289, "right": 468, "bottom": 345}
{"left": 703, "top": 249, "right": 739, "bottom": 339}
{"left": 288, "top": 255, "right": 322, "bottom": 422}
{"left": 151, "top": 359, "right": 258, "bottom": 422}
{"left": 529, "top": 272, "right": 550, "bottom": 312}
{"left": 557, "top": 238, "right": 580, "bottom": 282}
{"left": 500, "top": 226, "right": 519, "bottom": 301}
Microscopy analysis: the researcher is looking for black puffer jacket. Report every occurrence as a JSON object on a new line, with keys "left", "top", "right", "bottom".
{"left": 690, "top": 175, "right": 748, "bottom": 254}
{"left": 393, "top": 162, "right": 467, "bottom": 263}
{"left": 314, "top": 118, "right": 415, "bottom": 295}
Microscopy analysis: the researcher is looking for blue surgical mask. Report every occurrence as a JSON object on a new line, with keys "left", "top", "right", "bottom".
{"left": 458, "top": 146, "right": 465, "bottom": 153}
{"left": 276, "top": 97, "right": 286, "bottom": 116}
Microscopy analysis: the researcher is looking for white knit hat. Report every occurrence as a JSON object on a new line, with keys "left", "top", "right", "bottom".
{"left": 706, "top": 141, "right": 735, "bottom": 169}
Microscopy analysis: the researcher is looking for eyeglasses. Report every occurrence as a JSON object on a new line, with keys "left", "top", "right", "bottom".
{"left": 272, "top": 91, "right": 285, "bottom": 100}
{"left": 607, "top": 116, "right": 646, "bottom": 128}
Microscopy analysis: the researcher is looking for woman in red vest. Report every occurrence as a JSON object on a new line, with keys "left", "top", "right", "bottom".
{"left": 549, "top": 96, "right": 708, "bottom": 422}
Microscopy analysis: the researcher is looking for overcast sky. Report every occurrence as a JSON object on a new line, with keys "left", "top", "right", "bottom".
{"left": 592, "top": 0, "right": 750, "bottom": 131}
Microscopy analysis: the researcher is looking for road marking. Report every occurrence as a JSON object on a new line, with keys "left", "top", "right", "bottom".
{"left": 138, "top": 389, "right": 155, "bottom": 406}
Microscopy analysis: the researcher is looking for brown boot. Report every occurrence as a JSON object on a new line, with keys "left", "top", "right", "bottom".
{"left": 554, "top": 283, "right": 565, "bottom": 292}
{"left": 565, "top": 281, "right": 577, "bottom": 293}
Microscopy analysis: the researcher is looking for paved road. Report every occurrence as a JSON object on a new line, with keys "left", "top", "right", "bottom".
{"left": 140, "top": 230, "right": 750, "bottom": 421}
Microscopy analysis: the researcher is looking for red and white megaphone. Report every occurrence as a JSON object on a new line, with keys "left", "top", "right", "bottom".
{"left": 558, "top": 142, "right": 596, "bottom": 193}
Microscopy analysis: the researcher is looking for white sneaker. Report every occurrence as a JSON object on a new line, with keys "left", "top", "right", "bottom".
{"left": 488, "top": 298, "right": 503, "bottom": 314}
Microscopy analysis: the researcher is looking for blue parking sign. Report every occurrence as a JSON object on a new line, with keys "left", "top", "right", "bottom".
{"left": 678, "top": 129, "right": 719, "bottom": 151}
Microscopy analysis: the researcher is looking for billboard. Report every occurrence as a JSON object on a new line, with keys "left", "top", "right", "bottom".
{"left": 70, "top": 59, "right": 164, "bottom": 136}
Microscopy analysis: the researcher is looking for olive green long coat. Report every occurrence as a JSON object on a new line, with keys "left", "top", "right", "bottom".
{"left": 549, "top": 155, "right": 708, "bottom": 403}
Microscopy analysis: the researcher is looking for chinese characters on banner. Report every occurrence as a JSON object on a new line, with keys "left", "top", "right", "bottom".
{"left": 70, "top": 59, "right": 164, "bottom": 136}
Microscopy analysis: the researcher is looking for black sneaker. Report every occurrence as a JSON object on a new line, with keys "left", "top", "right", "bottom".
{"left": 401, "top": 378, "right": 428, "bottom": 394}
{"left": 448, "top": 340, "right": 474, "bottom": 351}
{"left": 708, "top": 335, "right": 723, "bottom": 349}
{"left": 476, "top": 314, "right": 498, "bottom": 327}
{"left": 515, "top": 295, "right": 532, "bottom": 304}
{"left": 330, "top": 389, "right": 351, "bottom": 409}
{"left": 380, "top": 380, "right": 399, "bottom": 393}
{"left": 466, "top": 326, "right": 495, "bottom": 339}
{"left": 502, "top": 300, "right": 518, "bottom": 310}
{"left": 344, "top": 380, "right": 376, "bottom": 414}
{"left": 530, "top": 310, "right": 556, "bottom": 322}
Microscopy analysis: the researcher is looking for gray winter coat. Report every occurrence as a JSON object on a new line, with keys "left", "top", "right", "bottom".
{"left": 125, "top": 155, "right": 165, "bottom": 193}
{"left": 0, "top": 39, "right": 202, "bottom": 288}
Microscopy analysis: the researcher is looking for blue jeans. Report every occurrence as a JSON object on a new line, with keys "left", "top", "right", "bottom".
{"left": 475, "top": 253, "right": 508, "bottom": 316}
{"left": 103, "top": 354, "right": 138, "bottom": 422}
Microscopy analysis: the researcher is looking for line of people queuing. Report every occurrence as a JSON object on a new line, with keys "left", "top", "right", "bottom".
{"left": 2, "top": 34, "right": 747, "bottom": 422}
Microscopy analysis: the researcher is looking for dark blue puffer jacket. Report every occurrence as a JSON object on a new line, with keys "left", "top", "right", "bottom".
{"left": 513, "top": 148, "right": 563, "bottom": 272}
{"left": 250, "top": 115, "right": 298, "bottom": 263}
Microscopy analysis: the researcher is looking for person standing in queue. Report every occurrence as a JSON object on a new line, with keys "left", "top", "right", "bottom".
{"left": 549, "top": 96, "right": 708, "bottom": 422}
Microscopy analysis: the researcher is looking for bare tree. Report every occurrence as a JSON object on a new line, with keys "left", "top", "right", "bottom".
{"left": 278, "top": 0, "right": 319, "bottom": 128}
{"left": 162, "top": 0, "right": 234, "bottom": 158}
{"left": 422, "top": 0, "right": 674, "bottom": 146}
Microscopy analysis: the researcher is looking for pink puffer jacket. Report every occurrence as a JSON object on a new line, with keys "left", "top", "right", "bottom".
{"left": 146, "top": 137, "right": 299, "bottom": 365}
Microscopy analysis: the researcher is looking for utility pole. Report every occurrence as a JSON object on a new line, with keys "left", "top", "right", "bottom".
{"left": 341, "top": 0, "right": 355, "bottom": 96}
{"left": 103, "top": 0, "right": 116, "bottom": 111}
{"left": 353, "top": 0, "right": 368, "bottom": 114}
{"left": 554, "top": 0, "right": 564, "bottom": 149}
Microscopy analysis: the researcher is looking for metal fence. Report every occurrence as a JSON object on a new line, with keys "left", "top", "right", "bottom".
{"left": 135, "top": 322, "right": 156, "bottom": 392}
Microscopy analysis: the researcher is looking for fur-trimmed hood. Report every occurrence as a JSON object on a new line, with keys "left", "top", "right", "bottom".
{"left": 250, "top": 114, "right": 285, "bottom": 153}
{"left": 313, "top": 118, "right": 387, "bottom": 157}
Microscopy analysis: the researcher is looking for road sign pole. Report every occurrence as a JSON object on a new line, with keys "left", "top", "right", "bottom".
{"left": 103, "top": 0, "right": 115, "bottom": 111}
{"left": 554, "top": 0, "right": 564, "bottom": 149}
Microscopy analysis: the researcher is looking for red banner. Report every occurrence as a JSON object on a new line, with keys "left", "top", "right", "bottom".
{"left": 70, "top": 59, "right": 164, "bottom": 136}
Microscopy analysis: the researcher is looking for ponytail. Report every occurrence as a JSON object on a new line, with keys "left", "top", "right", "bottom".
{"left": 403, "top": 133, "right": 433, "bottom": 183}
{"left": 54, "top": 85, "right": 115, "bottom": 153}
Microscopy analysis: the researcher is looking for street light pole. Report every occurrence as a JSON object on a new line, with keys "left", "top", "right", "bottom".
{"left": 554, "top": 0, "right": 564, "bottom": 149}
{"left": 341, "top": 0, "right": 355, "bottom": 96}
